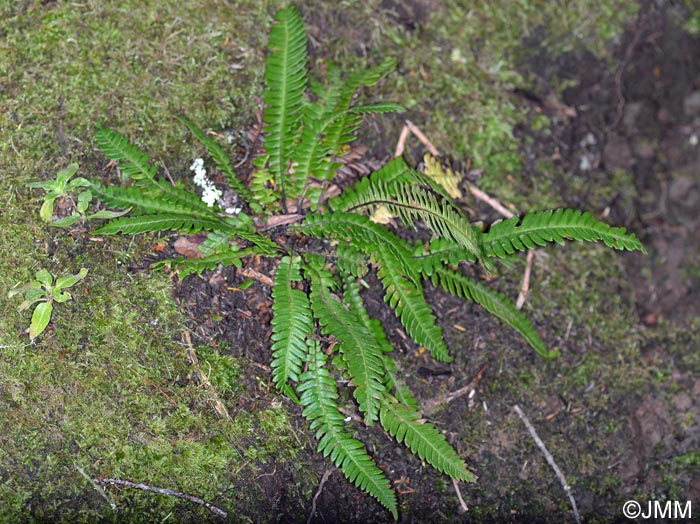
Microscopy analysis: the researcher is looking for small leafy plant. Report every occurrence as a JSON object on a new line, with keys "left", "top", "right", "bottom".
{"left": 9, "top": 268, "right": 88, "bottom": 340}
{"left": 33, "top": 5, "right": 645, "bottom": 518}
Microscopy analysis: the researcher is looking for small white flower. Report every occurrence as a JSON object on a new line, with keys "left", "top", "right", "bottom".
{"left": 225, "top": 206, "right": 242, "bottom": 215}
{"left": 189, "top": 158, "right": 222, "bottom": 207}
{"left": 201, "top": 185, "right": 223, "bottom": 207}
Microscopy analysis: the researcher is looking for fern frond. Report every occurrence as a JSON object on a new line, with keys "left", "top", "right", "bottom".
{"left": 343, "top": 276, "right": 394, "bottom": 355}
{"left": 375, "top": 240, "right": 450, "bottom": 362}
{"left": 176, "top": 116, "right": 255, "bottom": 206}
{"left": 381, "top": 356, "right": 420, "bottom": 413}
{"left": 95, "top": 124, "right": 158, "bottom": 184}
{"left": 336, "top": 57, "right": 397, "bottom": 109}
{"left": 297, "top": 340, "right": 397, "bottom": 518}
{"left": 380, "top": 397, "right": 474, "bottom": 482}
{"left": 249, "top": 165, "right": 279, "bottom": 209}
{"left": 308, "top": 266, "right": 386, "bottom": 424}
{"left": 300, "top": 211, "right": 420, "bottom": 285}
{"left": 335, "top": 241, "right": 369, "bottom": 278}
{"left": 260, "top": 5, "right": 308, "bottom": 202}
{"left": 349, "top": 102, "right": 405, "bottom": 114}
{"left": 430, "top": 266, "right": 555, "bottom": 358}
{"left": 288, "top": 108, "right": 343, "bottom": 199}
{"left": 480, "top": 208, "right": 646, "bottom": 257}
{"left": 153, "top": 247, "right": 256, "bottom": 278}
{"left": 92, "top": 214, "right": 222, "bottom": 235}
{"left": 89, "top": 183, "right": 212, "bottom": 217}
{"left": 271, "top": 256, "right": 313, "bottom": 396}
{"left": 411, "top": 238, "right": 478, "bottom": 276}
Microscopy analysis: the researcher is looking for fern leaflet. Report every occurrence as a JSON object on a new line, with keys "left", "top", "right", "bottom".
{"left": 297, "top": 340, "right": 398, "bottom": 518}
{"left": 380, "top": 397, "right": 474, "bottom": 482}
{"left": 95, "top": 124, "right": 158, "bottom": 185}
{"left": 92, "top": 214, "right": 223, "bottom": 235}
{"left": 259, "top": 5, "right": 308, "bottom": 203}
{"left": 480, "top": 208, "right": 646, "bottom": 257}
{"left": 271, "top": 256, "right": 313, "bottom": 397}
{"left": 308, "top": 265, "right": 386, "bottom": 425}
{"left": 430, "top": 266, "right": 554, "bottom": 358}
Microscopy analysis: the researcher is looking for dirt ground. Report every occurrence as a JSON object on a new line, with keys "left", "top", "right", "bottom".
{"left": 161, "top": 3, "right": 700, "bottom": 523}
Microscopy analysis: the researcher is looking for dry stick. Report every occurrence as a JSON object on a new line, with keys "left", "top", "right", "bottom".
{"left": 307, "top": 469, "right": 333, "bottom": 524}
{"left": 513, "top": 405, "right": 581, "bottom": 524}
{"left": 75, "top": 465, "right": 116, "bottom": 510}
{"left": 395, "top": 124, "right": 410, "bottom": 157}
{"left": 239, "top": 266, "right": 274, "bottom": 287}
{"left": 452, "top": 477, "right": 469, "bottom": 513}
{"left": 405, "top": 120, "right": 440, "bottom": 157}
{"left": 93, "top": 478, "right": 228, "bottom": 518}
{"left": 515, "top": 249, "right": 534, "bottom": 310}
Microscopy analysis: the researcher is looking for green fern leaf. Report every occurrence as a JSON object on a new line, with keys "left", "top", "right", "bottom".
{"left": 431, "top": 266, "right": 555, "bottom": 358}
{"left": 89, "top": 183, "right": 211, "bottom": 217}
{"left": 92, "top": 214, "right": 222, "bottom": 235}
{"left": 380, "top": 398, "right": 474, "bottom": 482}
{"left": 480, "top": 208, "right": 646, "bottom": 257}
{"left": 343, "top": 276, "right": 394, "bottom": 355}
{"left": 95, "top": 124, "right": 158, "bottom": 184}
{"left": 271, "top": 256, "right": 313, "bottom": 395}
{"left": 259, "top": 5, "right": 308, "bottom": 202}
{"left": 152, "top": 247, "right": 256, "bottom": 278}
{"left": 349, "top": 102, "right": 405, "bottom": 114}
{"left": 297, "top": 340, "right": 398, "bottom": 518}
{"left": 176, "top": 116, "right": 256, "bottom": 206}
{"left": 337, "top": 158, "right": 480, "bottom": 258}
{"left": 300, "top": 211, "right": 420, "bottom": 285}
{"left": 308, "top": 266, "right": 386, "bottom": 425}
{"left": 412, "top": 237, "right": 478, "bottom": 276}
{"left": 382, "top": 356, "right": 420, "bottom": 413}
{"left": 302, "top": 213, "right": 449, "bottom": 361}
{"left": 375, "top": 240, "right": 450, "bottom": 362}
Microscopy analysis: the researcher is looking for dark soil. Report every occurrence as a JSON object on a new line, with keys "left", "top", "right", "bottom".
{"left": 169, "top": 3, "right": 699, "bottom": 523}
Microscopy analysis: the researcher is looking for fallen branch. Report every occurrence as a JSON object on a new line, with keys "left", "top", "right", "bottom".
{"left": 513, "top": 404, "right": 581, "bottom": 524}
{"left": 93, "top": 477, "right": 227, "bottom": 518}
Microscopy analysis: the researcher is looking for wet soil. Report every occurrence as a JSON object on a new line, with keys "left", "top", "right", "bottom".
{"left": 168, "top": 3, "right": 699, "bottom": 522}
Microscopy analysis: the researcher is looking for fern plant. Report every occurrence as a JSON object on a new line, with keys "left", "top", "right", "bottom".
{"left": 39, "top": 5, "right": 645, "bottom": 518}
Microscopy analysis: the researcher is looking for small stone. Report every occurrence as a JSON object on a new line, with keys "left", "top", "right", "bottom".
{"left": 683, "top": 91, "right": 700, "bottom": 117}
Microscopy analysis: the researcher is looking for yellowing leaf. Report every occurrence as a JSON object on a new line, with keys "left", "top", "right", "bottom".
{"left": 423, "top": 153, "right": 463, "bottom": 199}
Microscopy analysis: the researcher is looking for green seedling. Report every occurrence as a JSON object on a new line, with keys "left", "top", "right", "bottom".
{"left": 29, "top": 163, "right": 128, "bottom": 227}
{"left": 8, "top": 268, "right": 88, "bottom": 339}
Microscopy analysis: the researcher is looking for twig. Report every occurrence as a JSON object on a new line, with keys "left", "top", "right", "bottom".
{"left": 515, "top": 249, "right": 534, "bottom": 310}
{"left": 422, "top": 363, "right": 488, "bottom": 415}
{"left": 93, "top": 478, "right": 227, "bottom": 518}
{"left": 307, "top": 469, "right": 333, "bottom": 524}
{"left": 405, "top": 120, "right": 440, "bottom": 156}
{"left": 395, "top": 124, "right": 410, "bottom": 157}
{"left": 239, "top": 267, "right": 273, "bottom": 287}
{"left": 452, "top": 477, "right": 468, "bottom": 513}
{"left": 75, "top": 465, "right": 116, "bottom": 510}
{"left": 464, "top": 181, "right": 514, "bottom": 219}
{"left": 512, "top": 404, "right": 581, "bottom": 524}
